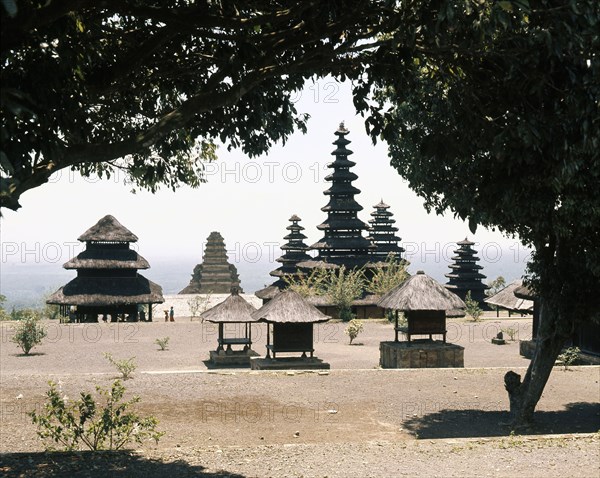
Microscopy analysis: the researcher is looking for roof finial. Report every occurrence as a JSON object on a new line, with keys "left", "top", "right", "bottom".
{"left": 337, "top": 121, "right": 348, "bottom": 134}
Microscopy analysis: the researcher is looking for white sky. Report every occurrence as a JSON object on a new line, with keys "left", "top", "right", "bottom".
{"left": 0, "top": 79, "right": 530, "bottom": 286}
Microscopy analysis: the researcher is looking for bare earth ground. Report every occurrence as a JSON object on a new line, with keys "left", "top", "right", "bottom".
{"left": 1, "top": 315, "right": 599, "bottom": 477}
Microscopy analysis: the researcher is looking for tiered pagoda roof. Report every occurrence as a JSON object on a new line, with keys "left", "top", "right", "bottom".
{"left": 255, "top": 215, "right": 312, "bottom": 300}
{"left": 271, "top": 215, "right": 312, "bottom": 284}
{"left": 179, "top": 231, "right": 242, "bottom": 294}
{"left": 309, "top": 123, "right": 374, "bottom": 267}
{"left": 367, "top": 200, "right": 404, "bottom": 261}
{"left": 47, "top": 215, "right": 164, "bottom": 315}
{"left": 445, "top": 238, "right": 489, "bottom": 306}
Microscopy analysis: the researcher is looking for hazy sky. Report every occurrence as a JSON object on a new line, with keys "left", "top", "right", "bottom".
{"left": 1, "top": 78, "right": 531, "bottom": 287}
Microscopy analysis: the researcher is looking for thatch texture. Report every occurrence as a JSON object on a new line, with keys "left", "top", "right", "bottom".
{"left": 307, "top": 294, "right": 381, "bottom": 307}
{"left": 78, "top": 215, "right": 138, "bottom": 242}
{"left": 514, "top": 285, "right": 535, "bottom": 300}
{"left": 485, "top": 280, "right": 534, "bottom": 312}
{"left": 254, "top": 285, "right": 281, "bottom": 300}
{"left": 64, "top": 248, "right": 149, "bottom": 270}
{"left": 201, "top": 291, "right": 258, "bottom": 323}
{"left": 296, "top": 260, "right": 339, "bottom": 270}
{"left": 251, "top": 290, "right": 330, "bottom": 323}
{"left": 378, "top": 271, "right": 465, "bottom": 311}
{"left": 46, "top": 274, "right": 164, "bottom": 306}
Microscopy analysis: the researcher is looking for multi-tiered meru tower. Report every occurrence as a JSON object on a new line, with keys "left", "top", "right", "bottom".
{"left": 309, "top": 123, "right": 374, "bottom": 267}
{"left": 367, "top": 200, "right": 404, "bottom": 261}
{"left": 179, "top": 231, "right": 242, "bottom": 294}
{"left": 269, "top": 215, "right": 312, "bottom": 287}
{"left": 445, "top": 238, "right": 488, "bottom": 306}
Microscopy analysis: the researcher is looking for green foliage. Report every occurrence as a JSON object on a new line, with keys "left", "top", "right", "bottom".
{"left": 284, "top": 268, "right": 329, "bottom": 298}
{"left": 366, "top": 255, "right": 410, "bottom": 296}
{"left": 487, "top": 277, "right": 507, "bottom": 297}
{"left": 103, "top": 353, "right": 137, "bottom": 380}
{"left": 10, "top": 311, "right": 47, "bottom": 354}
{"left": 0, "top": 2, "right": 403, "bottom": 210}
{"left": 0, "top": 294, "right": 9, "bottom": 321}
{"left": 501, "top": 327, "right": 518, "bottom": 342}
{"left": 154, "top": 337, "right": 170, "bottom": 351}
{"left": 29, "top": 380, "right": 163, "bottom": 451}
{"left": 325, "top": 266, "right": 365, "bottom": 322}
{"left": 557, "top": 347, "right": 581, "bottom": 371}
{"left": 286, "top": 266, "right": 364, "bottom": 321}
{"left": 464, "top": 291, "right": 483, "bottom": 322}
{"left": 344, "top": 319, "right": 364, "bottom": 345}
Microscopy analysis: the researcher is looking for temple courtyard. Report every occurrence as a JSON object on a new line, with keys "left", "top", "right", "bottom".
{"left": 1, "top": 316, "right": 598, "bottom": 477}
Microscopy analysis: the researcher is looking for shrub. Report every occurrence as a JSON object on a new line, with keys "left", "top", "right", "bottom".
{"left": 154, "top": 336, "right": 170, "bottom": 351}
{"left": 464, "top": 291, "right": 483, "bottom": 322}
{"left": 30, "top": 380, "right": 163, "bottom": 451}
{"left": 501, "top": 327, "right": 518, "bottom": 341}
{"left": 557, "top": 346, "right": 580, "bottom": 371}
{"left": 344, "top": 319, "right": 364, "bottom": 344}
{"left": 103, "top": 352, "right": 137, "bottom": 380}
{"left": 187, "top": 294, "right": 212, "bottom": 319}
{"left": 11, "top": 311, "right": 47, "bottom": 354}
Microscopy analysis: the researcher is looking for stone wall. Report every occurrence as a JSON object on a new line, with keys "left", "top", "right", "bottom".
{"left": 379, "top": 341, "right": 464, "bottom": 368}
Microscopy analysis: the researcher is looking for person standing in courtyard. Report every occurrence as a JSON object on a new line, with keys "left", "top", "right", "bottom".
{"left": 169, "top": 306, "right": 175, "bottom": 322}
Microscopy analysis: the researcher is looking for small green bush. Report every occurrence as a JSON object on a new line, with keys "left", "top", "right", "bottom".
{"left": 344, "top": 319, "right": 364, "bottom": 344}
{"left": 11, "top": 311, "right": 47, "bottom": 354}
{"left": 557, "top": 346, "right": 580, "bottom": 371}
{"left": 464, "top": 291, "right": 483, "bottom": 322}
{"left": 103, "top": 352, "right": 137, "bottom": 380}
{"left": 30, "top": 380, "right": 163, "bottom": 451}
{"left": 154, "top": 336, "right": 170, "bottom": 351}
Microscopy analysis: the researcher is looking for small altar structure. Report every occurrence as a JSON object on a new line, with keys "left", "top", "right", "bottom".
{"left": 378, "top": 271, "right": 466, "bottom": 368}
{"left": 201, "top": 288, "right": 259, "bottom": 366}
{"left": 250, "top": 290, "right": 331, "bottom": 370}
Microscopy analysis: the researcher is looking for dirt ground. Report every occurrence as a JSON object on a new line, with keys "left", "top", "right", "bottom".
{"left": 1, "top": 316, "right": 598, "bottom": 477}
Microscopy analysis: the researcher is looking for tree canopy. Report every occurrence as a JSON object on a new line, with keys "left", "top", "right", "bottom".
{"left": 357, "top": 0, "right": 599, "bottom": 425}
{"left": 1, "top": 0, "right": 400, "bottom": 210}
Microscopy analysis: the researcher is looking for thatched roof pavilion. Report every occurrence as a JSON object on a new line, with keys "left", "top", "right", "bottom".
{"left": 484, "top": 280, "right": 533, "bottom": 313}
{"left": 201, "top": 288, "right": 258, "bottom": 358}
{"left": 252, "top": 290, "right": 330, "bottom": 324}
{"left": 47, "top": 215, "right": 164, "bottom": 322}
{"left": 378, "top": 271, "right": 465, "bottom": 343}
{"left": 201, "top": 288, "right": 257, "bottom": 323}
{"left": 252, "top": 290, "right": 330, "bottom": 359}
{"left": 378, "top": 271, "right": 466, "bottom": 312}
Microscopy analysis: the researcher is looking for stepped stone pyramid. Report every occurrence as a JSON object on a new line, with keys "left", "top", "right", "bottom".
{"left": 179, "top": 231, "right": 242, "bottom": 294}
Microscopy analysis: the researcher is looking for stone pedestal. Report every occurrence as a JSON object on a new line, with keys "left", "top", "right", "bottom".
{"left": 519, "top": 339, "right": 536, "bottom": 359}
{"left": 209, "top": 349, "right": 259, "bottom": 366}
{"left": 379, "top": 340, "right": 464, "bottom": 368}
{"left": 250, "top": 357, "right": 330, "bottom": 370}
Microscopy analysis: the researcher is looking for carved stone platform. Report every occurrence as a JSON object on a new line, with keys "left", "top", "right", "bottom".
{"left": 209, "top": 349, "right": 259, "bottom": 366}
{"left": 379, "top": 340, "right": 464, "bottom": 368}
{"left": 250, "top": 357, "right": 330, "bottom": 370}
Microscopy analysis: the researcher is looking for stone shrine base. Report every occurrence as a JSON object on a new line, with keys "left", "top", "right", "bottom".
{"left": 250, "top": 357, "right": 331, "bottom": 370}
{"left": 209, "top": 349, "right": 259, "bottom": 366}
{"left": 380, "top": 340, "right": 464, "bottom": 368}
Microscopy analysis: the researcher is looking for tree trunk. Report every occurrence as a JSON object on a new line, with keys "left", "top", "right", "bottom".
{"left": 504, "top": 299, "right": 568, "bottom": 428}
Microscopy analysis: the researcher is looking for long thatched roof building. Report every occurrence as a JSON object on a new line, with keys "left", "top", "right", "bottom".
{"left": 47, "top": 215, "right": 164, "bottom": 322}
{"left": 484, "top": 280, "right": 533, "bottom": 312}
